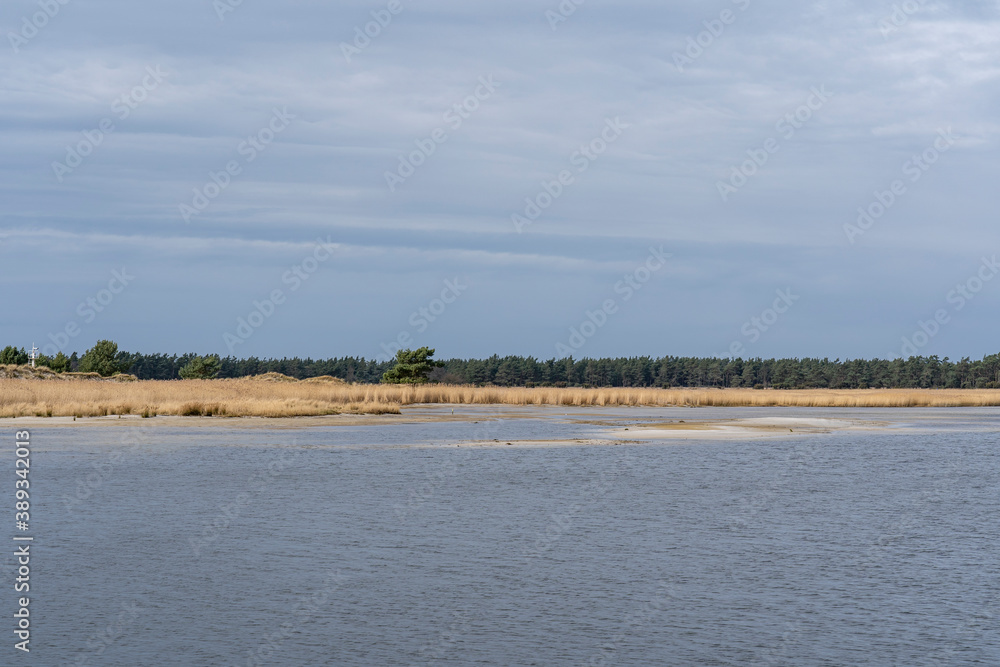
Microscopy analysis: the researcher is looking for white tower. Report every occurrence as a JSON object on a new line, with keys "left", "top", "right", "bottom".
{"left": 29, "top": 344, "right": 39, "bottom": 368}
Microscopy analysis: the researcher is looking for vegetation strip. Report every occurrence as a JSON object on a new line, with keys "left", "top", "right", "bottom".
{"left": 2, "top": 341, "right": 999, "bottom": 389}
{"left": 2, "top": 375, "right": 1000, "bottom": 419}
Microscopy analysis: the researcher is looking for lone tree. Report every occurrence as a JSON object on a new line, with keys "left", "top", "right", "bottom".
{"left": 78, "top": 340, "right": 130, "bottom": 377}
{"left": 381, "top": 347, "right": 444, "bottom": 384}
{"left": 179, "top": 354, "right": 222, "bottom": 379}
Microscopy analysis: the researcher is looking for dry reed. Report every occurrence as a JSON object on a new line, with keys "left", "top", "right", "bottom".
{"left": 0, "top": 375, "right": 398, "bottom": 418}
{"left": 2, "top": 369, "right": 999, "bottom": 418}
{"left": 369, "top": 385, "right": 1000, "bottom": 408}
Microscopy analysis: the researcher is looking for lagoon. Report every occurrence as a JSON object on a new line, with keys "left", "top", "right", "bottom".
{"left": 9, "top": 406, "right": 1000, "bottom": 665}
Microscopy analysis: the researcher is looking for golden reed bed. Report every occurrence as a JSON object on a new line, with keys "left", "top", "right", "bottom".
{"left": 0, "top": 375, "right": 399, "bottom": 418}
{"left": 2, "top": 372, "right": 999, "bottom": 418}
{"left": 381, "top": 386, "right": 1000, "bottom": 408}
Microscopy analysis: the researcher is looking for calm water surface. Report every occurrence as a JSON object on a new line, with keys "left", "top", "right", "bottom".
{"left": 5, "top": 406, "right": 999, "bottom": 665}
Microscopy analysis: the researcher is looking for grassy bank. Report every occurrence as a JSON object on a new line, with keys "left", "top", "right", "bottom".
{"left": 0, "top": 371, "right": 399, "bottom": 418}
{"left": 2, "top": 366, "right": 1000, "bottom": 417}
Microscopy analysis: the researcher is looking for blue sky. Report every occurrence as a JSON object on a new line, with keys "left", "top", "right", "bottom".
{"left": 2, "top": 0, "right": 998, "bottom": 361}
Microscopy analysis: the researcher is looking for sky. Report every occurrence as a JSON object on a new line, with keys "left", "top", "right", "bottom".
{"left": 2, "top": 0, "right": 999, "bottom": 362}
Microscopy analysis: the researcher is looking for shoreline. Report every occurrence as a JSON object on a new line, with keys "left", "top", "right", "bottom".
{"left": 15, "top": 405, "right": 999, "bottom": 448}
{"left": 0, "top": 407, "right": 925, "bottom": 443}
{"left": 606, "top": 416, "right": 888, "bottom": 440}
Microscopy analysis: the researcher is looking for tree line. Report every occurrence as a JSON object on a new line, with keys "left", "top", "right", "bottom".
{"left": 429, "top": 354, "right": 1000, "bottom": 389}
{"left": 5, "top": 343, "right": 999, "bottom": 389}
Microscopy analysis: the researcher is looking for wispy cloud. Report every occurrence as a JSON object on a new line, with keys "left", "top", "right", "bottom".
{"left": 1, "top": 1, "right": 997, "bottom": 359}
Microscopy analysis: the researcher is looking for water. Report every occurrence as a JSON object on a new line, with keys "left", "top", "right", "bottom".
{"left": 5, "top": 406, "right": 999, "bottom": 665}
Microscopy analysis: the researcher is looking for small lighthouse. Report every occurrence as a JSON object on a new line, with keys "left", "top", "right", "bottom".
{"left": 28, "top": 344, "right": 39, "bottom": 368}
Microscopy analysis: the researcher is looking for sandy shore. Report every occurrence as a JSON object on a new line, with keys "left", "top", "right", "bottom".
{"left": 606, "top": 417, "right": 888, "bottom": 440}
{"left": 2, "top": 412, "right": 472, "bottom": 428}
{"left": 1, "top": 406, "right": 915, "bottom": 445}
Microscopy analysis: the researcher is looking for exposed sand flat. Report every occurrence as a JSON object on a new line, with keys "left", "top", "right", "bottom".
{"left": 16, "top": 405, "right": 990, "bottom": 454}
{"left": 610, "top": 417, "right": 887, "bottom": 440}
{"left": 450, "top": 438, "right": 624, "bottom": 449}
{"left": 2, "top": 412, "right": 470, "bottom": 428}
{"left": 0, "top": 406, "right": 908, "bottom": 444}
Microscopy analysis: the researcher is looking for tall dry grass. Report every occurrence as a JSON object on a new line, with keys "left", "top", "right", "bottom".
{"left": 2, "top": 373, "right": 1000, "bottom": 418}
{"left": 0, "top": 376, "right": 401, "bottom": 418}
{"left": 367, "top": 385, "right": 1000, "bottom": 408}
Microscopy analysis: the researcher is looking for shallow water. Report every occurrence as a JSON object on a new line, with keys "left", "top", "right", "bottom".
{"left": 5, "top": 407, "right": 999, "bottom": 665}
